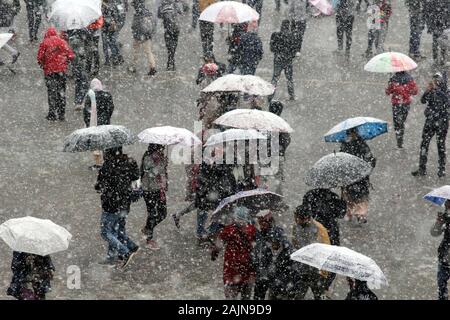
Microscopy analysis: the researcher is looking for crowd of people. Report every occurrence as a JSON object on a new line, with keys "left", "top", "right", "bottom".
{"left": 0, "top": 0, "right": 450, "bottom": 301}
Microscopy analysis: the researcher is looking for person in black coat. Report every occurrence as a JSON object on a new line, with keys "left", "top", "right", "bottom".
{"left": 345, "top": 278, "right": 378, "bottom": 300}
{"left": 269, "top": 20, "right": 296, "bottom": 102}
{"left": 237, "top": 26, "right": 264, "bottom": 75}
{"left": 423, "top": 0, "right": 449, "bottom": 65}
{"left": 340, "top": 128, "right": 376, "bottom": 224}
{"left": 7, "top": 252, "right": 55, "bottom": 300}
{"left": 95, "top": 147, "right": 140, "bottom": 267}
{"left": 405, "top": 0, "right": 426, "bottom": 59}
{"left": 335, "top": 0, "right": 355, "bottom": 58}
{"left": 195, "top": 161, "right": 237, "bottom": 241}
{"left": 24, "top": 0, "right": 45, "bottom": 42}
{"left": 226, "top": 23, "right": 246, "bottom": 73}
{"left": 83, "top": 79, "right": 115, "bottom": 127}
{"left": 412, "top": 72, "right": 449, "bottom": 177}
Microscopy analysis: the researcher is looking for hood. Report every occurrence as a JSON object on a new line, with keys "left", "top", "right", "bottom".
{"left": 390, "top": 71, "right": 413, "bottom": 85}
{"left": 44, "top": 28, "right": 59, "bottom": 39}
{"left": 90, "top": 78, "right": 103, "bottom": 91}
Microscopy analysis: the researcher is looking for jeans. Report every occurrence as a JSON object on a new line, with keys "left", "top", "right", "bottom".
{"left": 102, "top": 30, "right": 121, "bottom": 64}
{"left": 86, "top": 34, "right": 100, "bottom": 76}
{"left": 336, "top": 14, "right": 354, "bottom": 51}
{"left": 25, "top": 0, "right": 43, "bottom": 41}
{"left": 73, "top": 59, "right": 89, "bottom": 105}
{"left": 270, "top": 59, "right": 294, "bottom": 101}
{"left": 45, "top": 73, "right": 67, "bottom": 120}
{"left": 418, "top": 119, "right": 448, "bottom": 172}
{"left": 163, "top": 18, "right": 180, "bottom": 69}
{"left": 199, "top": 21, "right": 214, "bottom": 58}
{"left": 100, "top": 211, "right": 137, "bottom": 258}
{"left": 392, "top": 104, "right": 410, "bottom": 147}
{"left": 197, "top": 210, "right": 209, "bottom": 238}
{"left": 432, "top": 32, "right": 447, "bottom": 63}
{"left": 438, "top": 263, "right": 450, "bottom": 300}
{"left": 409, "top": 13, "right": 424, "bottom": 55}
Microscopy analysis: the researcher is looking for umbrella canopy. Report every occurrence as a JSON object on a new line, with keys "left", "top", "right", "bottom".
{"left": 210, "top": 189, "right": 284, "bottom": 222}
{"left": 214, "top": 109, "right": 294, "bottom": 133}
{"left": 0, "top": 217, "right": 72, "bottom": 256}
{"left": 364, "top": 52, "right": 418, "bottom": 73}
{"left": 291, "top": 243, "right": 388, "bottom": 289}
{"left": 199, "top": 1, "right": 259, "bottom": 24}
{"left": 324, "top": 117, "right": 388, "bottom": 142}
{"left": 49, "top": 0, "right": 102, "bottom": 31}
{"left": 0, "top": 33, "right": 13, "bottom": 49}
{"left": 204, "top": 129, "right": 267, "bottom": 146}
{"left": 424, "top": 186, "right": 450, "bottom": 206}
{"left": 305, "top": 152, "right": 373, "bottom": 189}
{"left": 202, "top": 74, "right": 275, "bottom": 96}
{"left": 308, "top": 0, "right": 333, "bottom": 15}
{"left": 138, "top": 126, "right": 202, "bottom": 146}
{"left": 62, "top": 125, "right": 136, "bottom": 152}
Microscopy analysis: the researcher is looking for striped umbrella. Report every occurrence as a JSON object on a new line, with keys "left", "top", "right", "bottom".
{"left": 364, "top": 52, "right": 418, "bottom": 73}
{"left": 199, "top": 1, "right": 259, "bottom": 24}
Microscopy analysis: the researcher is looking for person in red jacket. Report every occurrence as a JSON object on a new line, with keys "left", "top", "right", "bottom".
{"left": 385, "top": 71, "right": 419, "bottom": 148}
{"left": 210, "top": 206, "right": 256, "bottom": 300}
{"left": 37, "top": 28, "right": 75, "bottom": 121}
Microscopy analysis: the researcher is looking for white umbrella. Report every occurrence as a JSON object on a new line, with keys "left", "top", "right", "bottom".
{"left": 424, "top": 185, "right": 450, "bottom": 207}
{"left": 138, "top": 126, "right": 202, "bottom": 146}
{"left": 291, "top": 243, "right": 388, "bottom": 289}
{"left": 202, "top": 74, "right": 275, "bottom": 96}
{"left": 213, "top": 109, "right": 294, "bottom": 133}
{"left": 199, "top": 1, "right": 259, "bottom": 24}
{"left": 49, "top": 0, "right": 102, "bottom": 31}
{"left": 0, "top": 33, "right": 13, "bottom": 49}
{"left": 62, "top": 125, "right": 137, "bottom": 152}
{"left": 0, "top": 217, "right": 72, "bottom": 256}
{"left": 204, "top": 129, "right": 267, "bottom": 146}
{"left": 364, "top": 52, "right": 418, "bottom": 73}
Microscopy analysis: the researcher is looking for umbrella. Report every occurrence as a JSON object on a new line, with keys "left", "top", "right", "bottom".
{"left": 49, "top": 0, "right": 102, "bottom": 31}
{"left": 324, "top": 117, "right": 388, "bottom": 142}
{"left": 138, "top": 126, "right": 202, "bottom": 146}
{"left": 0, "top": 217, "right": 72, "bottom": 256}
{"left": 308, "top": 0, "right": 333, "bottom": 15}
{"left": 62, "top": 125, "right": 136, "bottom": 152}
{"left": 213, "top": 109, "right": 294, "bottom": 133}
{"left": 291, "top": 243, "right": 388, "bottom": 289}
{"left": 424, "top": 185, "right": 450, "bottom": 206}
{"left": 204, "top": 129, "right": 267, "bottom": 146}
{"left": 202, "top": 74, "right": 275, "bottom": 96}
{"left": 210, "top": 189, "right": 284, "bottom": 222}
{"left": 0, "top": 33, "right": 13, "bottom": 49}
{"left": 199, "top": 1, "right": 259, "bottom": 24}
{"left": 305, "top": 152, "right": 373, "bottom": 189}
{"left": 364, "top": 52, "right": 418, "bottom": 73}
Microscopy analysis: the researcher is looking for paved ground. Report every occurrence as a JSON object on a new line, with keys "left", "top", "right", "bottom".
{"left": 0, "top": 0, "right": 448, "bottom": 299}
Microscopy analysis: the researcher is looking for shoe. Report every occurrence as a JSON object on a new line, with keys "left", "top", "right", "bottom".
{"left": 146, "top": 239, "right": 160, "bottom": 250}
{"left": 11, "top": 52, "right": 20, "bottom": 64}
{"left": 364, "top": 50, "right": 372, "bottom": 59}
{"left": 89, "top": 164, "right": 102, "bottom": 170}
{"left": 74, "top": 104, "right": 83, "bottom": 111}
{"left": 141, "top": 227, "right": 150, "bottom": 236}
{"left": 412, "top": 54, "right": 426, "bottom": 61}
{"left": 112, "top": 56, "right": 124, "bottom": 66}
{"left": 99, "top": 256, "right": 119, "bottom": 265}
{"left": 411, "top": 169, "right": 426, "bottom": 177}
{"left": 121, "top": 247, "right": 139, "bottom": 269}
{"left": 289, "top": 95, "right": 297, "bottom": 101}
{"left": 148, "top": 68, "right": 157, "bottom": 76}
{"left": 58, "top": 116, "right": 65, "bottom": 121}
{"left": 357, "top": 216, "right": 367, "bottom": 224}
{"left": 104, "top": 60, "right": 111, "bottom": 66}
{"left": 438, "top": 169, "right": 446, "bottom": 178}
{"left": 172, "top": 213, "right": 180, "bottom": 229}
{"left": 45, "top": 115, "right": 57, "bottom": 121}
{"left": 128, "top": 66, "right": 136, "bottom": 73}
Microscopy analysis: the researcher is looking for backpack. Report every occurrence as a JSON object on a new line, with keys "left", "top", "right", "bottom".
{"left": 140, "top": 11, "right": 155, "bottom": 36}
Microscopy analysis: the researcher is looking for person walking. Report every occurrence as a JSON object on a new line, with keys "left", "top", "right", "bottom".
{"left": 95, "top": 147, "right": 141, "bottom": 268}
{"left": 209, "top": 207, "right": 256, "bottom": 300}
{"left": 412, "top": 72, "right": 449, "bottom": 177}
{"left": 406, "top": 0, "right": 426, "bottom": 60}
{"left": 431, "top": 200, "right": 450, "bottom": 300}
{"left": 198, "top": 0, "right": 215, "bottom": 58}
{"left": 140, "top": 144, "right": 168, "bottom": 250}
{"left": 291, "top": 203, "right": 330, "bottom": 300}
{"left": 130, "top": 0, "right": 157, "bottom": 76}
{"left": 237, "top": 23, "right": 263, "bottom": 75}
{"left": 423, "top": 0, "right": 449, "bottom": 66}
{"left": 283, "top": 0, "right": 308, "bottom": 56}
{"left": 7, "top": 252, "right": 55, "bottom": 300}
{"left": 335, "top": 0, "right": 355, "bottom": 59}
{"left": 345, "top": 278, "right": 378, "bottom": 300}
{"left": 86, "top": 16, "right": 104, "bottom": 77}
{"left": 0, "top": 0, "right": 21, "bottom": 65}
{"left": 37, "top": 28, "right": 75, "bottom": 121}
{"left": 269, "top": 20, "right": 296, "bottom": 102}
{"left": 24, "top": 0, "right": 45, "bottom": 42}
{"left": 158, "top": 0, "right": 189, "bottom": 71}
{"left": 340, "top": 128, "right": 376, "bottom": 223}
{"left": 365, "top": 0, "right": 392, "bottom": 57}
{"left": 385, "top": 71, "right": 419, "bottom": 148}
{"left": 102, "top": 0, "right": 125, "bottom": 66}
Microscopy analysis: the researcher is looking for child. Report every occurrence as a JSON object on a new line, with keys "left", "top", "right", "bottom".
{"left": 365, "top": 0, "right": 392, "bottom": 57}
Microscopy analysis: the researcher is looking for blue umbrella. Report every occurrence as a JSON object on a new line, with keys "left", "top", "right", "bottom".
{"left": 424, "top": 186, "right": 450, "bottom": 206}
{"left": 324, "top": 117, "right": 388, "bottom": 142}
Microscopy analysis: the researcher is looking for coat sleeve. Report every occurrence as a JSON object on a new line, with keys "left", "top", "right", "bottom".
{"left": 420, "top": 90, "right": 430, "bottom": 104}
{"left": 408, "top": 80, "right": 419, "bottom": 96}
